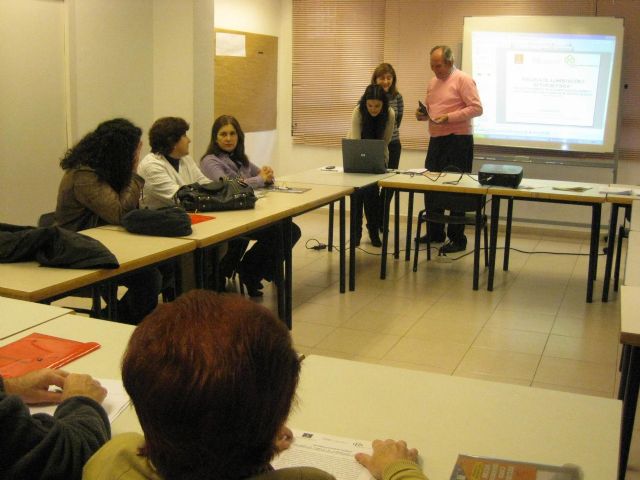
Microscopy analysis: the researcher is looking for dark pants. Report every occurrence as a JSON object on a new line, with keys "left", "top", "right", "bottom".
{"left": 220, "top": 223, "right": 302, "bottom": 282}
{"left": 355, "top": 184, "right": 382, "bottom": 240}
{"left": 117, "top": 267, "right": 162, "bottom": 325}
{"left": 424, "top": 134, "right": 474, "bottom": 243}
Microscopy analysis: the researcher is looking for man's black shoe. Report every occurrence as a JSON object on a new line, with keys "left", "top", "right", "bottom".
{"left": 441, "top": 241, "right": 467, "bottom": 254}
{"left": 418, "top": 233, "right": 445, "bottom": 244}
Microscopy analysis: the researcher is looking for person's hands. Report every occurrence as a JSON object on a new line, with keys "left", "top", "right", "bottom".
{"left": 274, "top": 425, "right": 294, "bottom": 452}
{"left": 60, "top": 374, "right": 107, "bottom": 404}
{"left": 3, "top": 369, "right": 69, "bottom": 405}
{"left": 355, "top": 439, "right": 419, "bottom": 480}
{"left": 432, "top": 114, "right": 449, "bottom": 124}
{"left": 260, "top": 166, "right": 275, "bottom": 184}
{"left": 415, "top": 109, "right": 429, "bottom": 121}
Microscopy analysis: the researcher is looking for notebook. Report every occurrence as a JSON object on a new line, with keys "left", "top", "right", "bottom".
{"left": 341, "top": 139, "right": 387, "bottom": 174}
{"left": 0, "top": 332, "right": 100, "bottom": 378}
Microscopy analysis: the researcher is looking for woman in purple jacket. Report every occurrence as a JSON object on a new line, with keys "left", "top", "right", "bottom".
{"left": 200, "top": 115, "right": 301, "bottom": 297}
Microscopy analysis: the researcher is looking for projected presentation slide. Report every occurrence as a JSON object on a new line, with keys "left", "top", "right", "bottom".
{"left": 472, "top": 31, "right": 615, "bottom": 149}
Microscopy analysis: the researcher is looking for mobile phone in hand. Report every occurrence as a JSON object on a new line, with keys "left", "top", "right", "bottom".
{"left": 418, "top": 100, "right": 427, "bottom": 114}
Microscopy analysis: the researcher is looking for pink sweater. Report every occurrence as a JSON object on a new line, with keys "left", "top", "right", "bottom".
{"left": 425, "top": 67, "right": 482, "bottom": 137}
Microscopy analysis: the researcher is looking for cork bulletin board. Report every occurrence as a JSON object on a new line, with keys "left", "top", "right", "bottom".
{"left": 214, "top": 29, "right": 278, "bottom": 132}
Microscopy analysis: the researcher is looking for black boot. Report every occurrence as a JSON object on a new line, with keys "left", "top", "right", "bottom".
{"left": 368, "top": 227, "right": 382, "bottom": 247}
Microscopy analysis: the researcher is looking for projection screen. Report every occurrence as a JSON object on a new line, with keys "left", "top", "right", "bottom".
{"left": 462, "top": 16, "right": 624, "bottom": 153}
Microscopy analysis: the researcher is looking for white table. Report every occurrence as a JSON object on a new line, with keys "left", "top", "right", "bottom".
{"left": 4, "top": 309, "right": 619, "bottom": 480}
{"left": 292, "top": 355, "right": 620, "bottom": 480}
{"left": 100, "top": 184, "right": 352, "bottom": 327}
{"left": 380, "top": 174, "right": 608, "bottom": 302}
{"left": 0, "top": 297, "right": 70, "bottom": 340}
{"left": 0, "top": 229, "right": 196, "bottom": 314}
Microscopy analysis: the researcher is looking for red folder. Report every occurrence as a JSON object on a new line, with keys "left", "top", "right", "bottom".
{"left": 189, "top": 213, "right": 215, "bottom": 224}
{"left": 0, "top": 333, "right": 101, "bottom": 378}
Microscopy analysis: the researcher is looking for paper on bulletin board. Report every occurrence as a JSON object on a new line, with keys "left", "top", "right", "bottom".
{"left": 216, "top": 32, "right": 246, "bottom": 57}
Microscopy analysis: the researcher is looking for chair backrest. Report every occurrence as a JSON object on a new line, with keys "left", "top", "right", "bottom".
{"left": 427, "top": 192, "right": 484, "bottom": 212}
{"left": 38, "top": 212, "right": 56, "bottom": 227}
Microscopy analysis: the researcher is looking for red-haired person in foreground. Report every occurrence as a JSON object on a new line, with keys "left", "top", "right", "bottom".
{"left": 83, "top": 290, "right": 428, "bottom": 480}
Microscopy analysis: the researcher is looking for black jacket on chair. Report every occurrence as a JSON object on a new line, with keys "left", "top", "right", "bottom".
{"left": 0, "top": 223, "right": 118, "bottom": 269}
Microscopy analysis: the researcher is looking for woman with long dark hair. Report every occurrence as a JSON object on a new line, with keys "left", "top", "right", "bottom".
{"left": 348, "top": 84, "right": 396, "bottom": 247}
{"left": 55, "top": 118, "right": 162, "bottom": 324}
{"left": 200, "top": 115, "right": 301, "bottom": 297}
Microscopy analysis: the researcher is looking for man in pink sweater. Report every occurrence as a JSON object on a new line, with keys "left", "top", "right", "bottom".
{"left": 416, "top": 45, "right": 483, "bottom": 253}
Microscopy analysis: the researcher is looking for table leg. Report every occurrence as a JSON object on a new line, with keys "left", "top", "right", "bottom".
{"left": 603, "top": 204, "right": 620, "bottom": 302}
{"left": 488, "top": 196, "right": 501, "bottom": 291}
{"left": 503, "top": 198, "right": 514, "bottom": 271}
{"left": 328, "top": 202, "right": 334, "bottom": 252}
{"left": 105, "top": 282, "right": 118, "bottom": 321}
{"left": 275, "top": 222, "right": 286, "bottom": 323}
{"left": 405, "top": 192, "right": 414, "bottom": 262}
{"left": 394, "top": 191, "right": 400, "bottom": 259}
{"left": 586, "top": 204, "right": 601, "bottom": 303}
{"left": 339, "top": 198, "right": 346, "bottom": 294}
{"left": 619, "top": 346, "right": 640, "bottom": 480}
{"left": 619, "top": 344, "right": 631, "bottom": 401}
{"left": 349, "top": 192, "right": 358, "bottom": 291}
{"left": 283, "top": 217, "right": 293, "bottom": 330}
{"left": 380, "top": 188, "right": 391, "bottom": 280}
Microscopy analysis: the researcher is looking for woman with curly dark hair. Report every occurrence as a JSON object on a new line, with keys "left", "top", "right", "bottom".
{"left": 347, "top": 84, "right": 395, "bottom": 247}
{"left": 56, "top": 118, "right": 143, "bottom": 230}
{"left": 54, "top": 118, "right": 161, "bottom": 324}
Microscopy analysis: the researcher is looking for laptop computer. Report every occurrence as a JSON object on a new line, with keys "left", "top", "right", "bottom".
{"left": 342, "top": 139, "right": 387, "bottom": 174}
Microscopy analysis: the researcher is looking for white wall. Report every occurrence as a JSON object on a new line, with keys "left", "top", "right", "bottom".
{"left": 153, "top": 0, "right": 214, "bottom": 158}
{"left": 67, "top": 0, "right": 155, "bottom": 141}
{"left": 0, "top": 0, "right": 67, "bottom": 225}
{"left": 0, "top": 0, "right": 214, "bottom": 225}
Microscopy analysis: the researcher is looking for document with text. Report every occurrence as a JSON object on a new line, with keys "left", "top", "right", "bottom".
{"left": 271, "top": 429, "right": 374, "bottom": 480}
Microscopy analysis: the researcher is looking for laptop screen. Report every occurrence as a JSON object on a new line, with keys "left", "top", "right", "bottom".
{"left": 342, "top": 139, "right": 386, "bottom": 174}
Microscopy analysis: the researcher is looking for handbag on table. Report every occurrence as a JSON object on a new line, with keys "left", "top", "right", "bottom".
{"left": 174, "top": 178, "right": 257, "bottom": 212}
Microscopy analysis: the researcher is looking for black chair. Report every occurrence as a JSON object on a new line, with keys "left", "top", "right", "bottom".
{"left": 412, "top": 192, "right": 489, "bottom": 290}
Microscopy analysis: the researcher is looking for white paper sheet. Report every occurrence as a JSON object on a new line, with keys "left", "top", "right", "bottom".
{"left": 30, "top": 378, "right": 131, "bottom": 424}
{"left": 216, "top": 32, "right": 246, "bottom": 57}
{"left": 272, "top": 429, "right": 374, "bottom": 480}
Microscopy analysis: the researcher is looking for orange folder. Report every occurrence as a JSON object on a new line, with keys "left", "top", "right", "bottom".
{"left": 0, "top": 333, "right": 100, "bottom": 378}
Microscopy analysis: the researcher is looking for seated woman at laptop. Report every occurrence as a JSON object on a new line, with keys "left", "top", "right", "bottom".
{"left": 200, "top": 115, "right": 301, "bottom": 297}
{"left": 83, "top": 290, "right": 427, "bottom": 480}
{"left": 348, "top": 84, "right": 396, "bottom": 247}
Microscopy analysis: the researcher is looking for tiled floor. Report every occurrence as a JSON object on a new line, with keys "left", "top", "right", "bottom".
{"left": 248, "top": 209, "right": 634, "bottom": 476}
